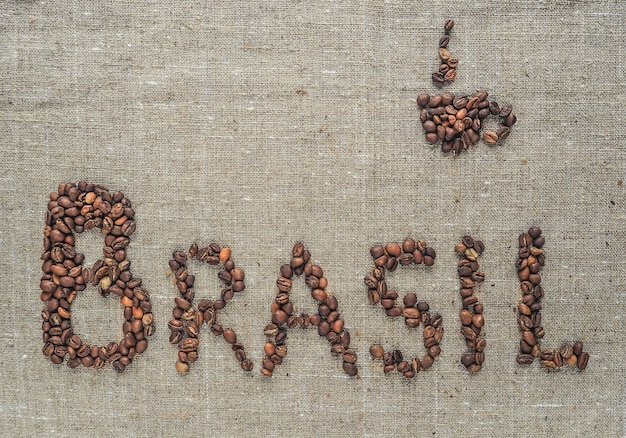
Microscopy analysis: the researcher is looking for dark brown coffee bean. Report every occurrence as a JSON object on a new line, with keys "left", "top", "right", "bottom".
{"left": 370, "top": 245, "right": 385, "bottom": 259}
{"left": 444, "top": 20, "right": 454, "bottom": 32}
{"left": 342, "top": 349, "right": 358, "bottom": 365}
{"left": 429, "top": 94, "right": 443, "bottom": 107}
{"left": 425, "top": 132, "right": 439, "bottom": 144}
{"left": 504, "top": 112, "right": 517, "bottom": 127}
{"left": 499, "top": 104, "right": 512, "bottom": 117}
{"left": 516, "top": 354, "right": 534, "bottom": 365}
{"left": 272, "top": 309, "right": 288, "bottom": 326}
{"left": 577, "top": 352, "right": 589, "bottom": 370}
{"left": 398, "top": 252, "right": 413, "bottom": 266}
{"left": 527, "top": 226, "right": 541, "bottom": 239}
{"left": 402, "top": 307, "right": 420, "bottom": 319}
{"left": 460, "top": 353, "right": 475, "bottom": 367}
{"left": 488, "top": 100, "right": 499, "bottom": 115}
{"left": 385, "top": 257, "right": 399, "bottom": 272}
{"left": 459, "top": 309, "right": 472, "bottom": 326}
{"left": 472, "top": 313, "right": 484, "bottom": 328}
{"left": 385, "top": 306, "right": 402, "bottom": 318}
{"left": 573, "top": 341, "right": 583, "bottom": 356}
{"left": 462, "top": 295, "right": 478, "bottom": 307}
{"left": 420, "top": 355, "right": 434, "bottom": 369}
{"left": 440, "top": 92, "right": 453, "bottom": 106}
{"left": 395, "top": 360, "right": 409, "bottom": 373}
{"left": 311, "top": 288, "right": 328, "bottom": 303}
{"left": 292, "top": 242, "right": 304, "bottom": 257}
{"left": 461, "top": 326, "right": 476, "bottom": 341}
{"left": 342, "top": 361, "right": 358, "bottom": 376}
{"left": 417, "top": 93, "right": 430, "bottom": 108}
{"left": 223, "top": 329, "right": 237, "bottom": 344}
{"left": 474, "top": 351, "right": 485, "bottom": 365}
{"left": 422, "top": 120, "right": 437, "bottom": 133}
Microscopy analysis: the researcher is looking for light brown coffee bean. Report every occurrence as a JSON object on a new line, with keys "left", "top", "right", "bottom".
{"left": 438, "top": 47, "right": 451, "bottom": 61}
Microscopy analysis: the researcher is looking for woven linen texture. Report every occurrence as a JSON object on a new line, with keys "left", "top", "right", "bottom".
{"left": 1, "top": 1, "right": 624, "bottom": 436}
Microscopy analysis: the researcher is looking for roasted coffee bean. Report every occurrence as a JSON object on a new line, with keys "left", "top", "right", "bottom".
{"left": 499, "top": 104, "right": 512, "bottom": 117}
{"left": 560, "top": 343, "right": 574, "bottom": 360}
{"left": 516, "top": 354, "right": 534, "bottom": 365}
{"left": 483, "top": 130, "right": 498, "bottom": 144}
{"left": 223, "top": 329, "right": 237, "bottom": 344}
{"left": 438, "top": 48, "right": 451, "bottom": 61}
{"left": 573, "top": 341, "right": 584, "bottom": 356}
{"left": 444, "top": 69, "right": 457, "bottom": 82}
{"left": 577, "top": 352, "right": 590, "bottom": 370}
{"left": 417, "top": 93, "right": 430, "bottom": 108}
{"left": 369, "top": 344, "right": 385, "bottom": 359}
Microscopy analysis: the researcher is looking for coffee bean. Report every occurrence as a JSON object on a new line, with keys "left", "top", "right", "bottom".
{"left": 560, "top": 343, "right": 574, "bottom": 360}
{"left": 175, "top": 360, "right": 190, "bottom": 373}
{"left": 483, "top": 130, "right": 498, "bottom": 143}
{"left": 417, "top": 93, "right": 430, "bottom": 108}
{"left": 444, "top": 69, "right": 457, "bottom": 82}
{"left": 572, "top": 340, "right": 584, "bottom": 356}
{"left": 516, "top": 354, "right": 534, "bottom": 365}
{"left": 370, "top": 344, "right": 384, "bottom": 359}
{"left": 223, "top": 329, "right": 237, "bottom": 344}
{"left": 576, "top": 352, "right": 589, "bottom": 370}
{"left": 343, "top": 362, "right": 358, "bottom": 376}
{"left": 499, "top": 104, "right": 512, "bottom": 117}
{"left": 438, "top": 47, "right": 451, "bottom": 61}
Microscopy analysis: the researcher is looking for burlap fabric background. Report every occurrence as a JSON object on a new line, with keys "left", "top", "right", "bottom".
{"left": 1, "top": 1, "right": 624, "bottom": 436}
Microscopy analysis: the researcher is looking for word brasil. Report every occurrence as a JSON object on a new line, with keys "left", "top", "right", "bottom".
{"left": 40, "top": 182, "right": 589, "bottom": 376}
